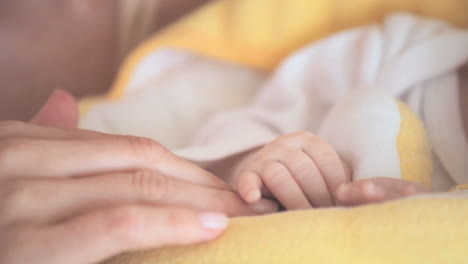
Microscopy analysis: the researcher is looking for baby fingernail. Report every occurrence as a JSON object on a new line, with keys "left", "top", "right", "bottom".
{"left": 246, "top": 189, "right": 261, "bottom": 203}
{"left": 198, "top": 213, "right": 229, "bottom": 230}
{"left": 249, "top": 199, "right": 279, "bottom": 214}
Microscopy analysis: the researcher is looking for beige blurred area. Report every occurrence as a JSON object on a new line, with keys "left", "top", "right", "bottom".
{"left": 0, "top": 0, "right": 211, "bottom": 121}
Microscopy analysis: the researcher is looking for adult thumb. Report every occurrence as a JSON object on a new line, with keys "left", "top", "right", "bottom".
{"left": 30, "top": 89, "right": 79, "bottom": 129}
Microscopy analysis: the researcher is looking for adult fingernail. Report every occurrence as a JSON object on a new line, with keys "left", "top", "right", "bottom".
{"left": 249, "top": 199, "right": 279, "bottom": 214}
{"left": 198, "top": 213, "right": 229, "bottom": 230}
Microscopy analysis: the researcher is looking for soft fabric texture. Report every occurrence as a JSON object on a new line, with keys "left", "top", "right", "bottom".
{"left": 317, "top": 88, "right": 432, "bottom": 187}
{"left": 103, "top": 194, "right": 468, "bottom": 264}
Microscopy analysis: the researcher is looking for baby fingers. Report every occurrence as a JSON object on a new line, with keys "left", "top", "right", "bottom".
{"left": 244, "top": 160, "right": 312, "bottom": 210}
{"left": 281, "top": 150, "right": 334, "bottom": 207}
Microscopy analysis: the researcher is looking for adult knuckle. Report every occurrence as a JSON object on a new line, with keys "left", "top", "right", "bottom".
{"left": 0, "top": 139, "right": 31, "bottom": 167}
{"left": 122, "top": 135, "right": 168, "bottom": 163}
{"left": 130, "top": 170, "right": 171, "bottom": 201}
{"left": 108, "top": 206, "right": 143, "bottom": 242}
{"left": 166, "top": 210, "right": 182, "bottom": 233}
{"left": 165, "top": 209, "right": 191, "bottom": 234}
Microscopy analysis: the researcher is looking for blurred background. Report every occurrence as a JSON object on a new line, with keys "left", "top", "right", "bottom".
{"left": 0, "top": 0, "right": 211, "bottom": 121}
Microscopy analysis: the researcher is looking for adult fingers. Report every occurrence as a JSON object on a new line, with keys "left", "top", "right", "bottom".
{"left": 0, "top": 120, "right": 107, "bottom": 140}
{"left": 2, "top": 171, "right": 277, "bottom": 224}
{"left": 25, "top": 206, "right": 229, "bottom": 264}
{"left": 0, "top": 136, "right": 228, "bottom": 190}
{"left": 30, "top": 89, "right": 79, "bottom": 129}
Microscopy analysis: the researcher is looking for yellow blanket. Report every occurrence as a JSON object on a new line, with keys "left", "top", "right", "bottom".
{"left": 105, "top": 195, "right": 468, "bottom": 264}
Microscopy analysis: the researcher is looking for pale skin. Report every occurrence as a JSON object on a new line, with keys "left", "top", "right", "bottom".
{"left": 0, "top": 90, "right": 278, "bottom": 264}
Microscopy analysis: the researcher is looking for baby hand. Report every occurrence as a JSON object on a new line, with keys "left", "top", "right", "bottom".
{"left": 336, "top": 178, "right": 430, "bottom": 206}
{"left": 231, "top": 132, "right": 351, "bottom": 210}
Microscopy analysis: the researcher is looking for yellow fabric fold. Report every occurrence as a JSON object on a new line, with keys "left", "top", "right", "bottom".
{"left": 104, "top": 196, "right": 468, "bottom": 264}
{"left": 109, "top": 0, "right": 468, "bottom": 100}
{"left": 396, "top": 101, "right": 432, "bottom": 188}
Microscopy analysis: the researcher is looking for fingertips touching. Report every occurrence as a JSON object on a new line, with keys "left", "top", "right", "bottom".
{"left": 236, "top": 171, "right": 280, "bottom": 214}
{"left": 237, "top": 171, "right": 262, "bottom": 203}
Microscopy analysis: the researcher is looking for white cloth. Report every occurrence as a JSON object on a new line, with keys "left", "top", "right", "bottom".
{"left": 80, "top": 14, "right": 468, "bottom": 190}
{"left": 182, "top": 14, "right": 468, "bottom": 190}
{"left": 80, "top": 50, "right": 265, "bottom": 149}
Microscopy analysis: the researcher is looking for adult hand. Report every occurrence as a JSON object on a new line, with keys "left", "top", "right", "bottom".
{"left": 336, "top": 177, "right": 430, "bottom": 206}
{"left": 0, "top": 91, "right": 277, "bottom": 264}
